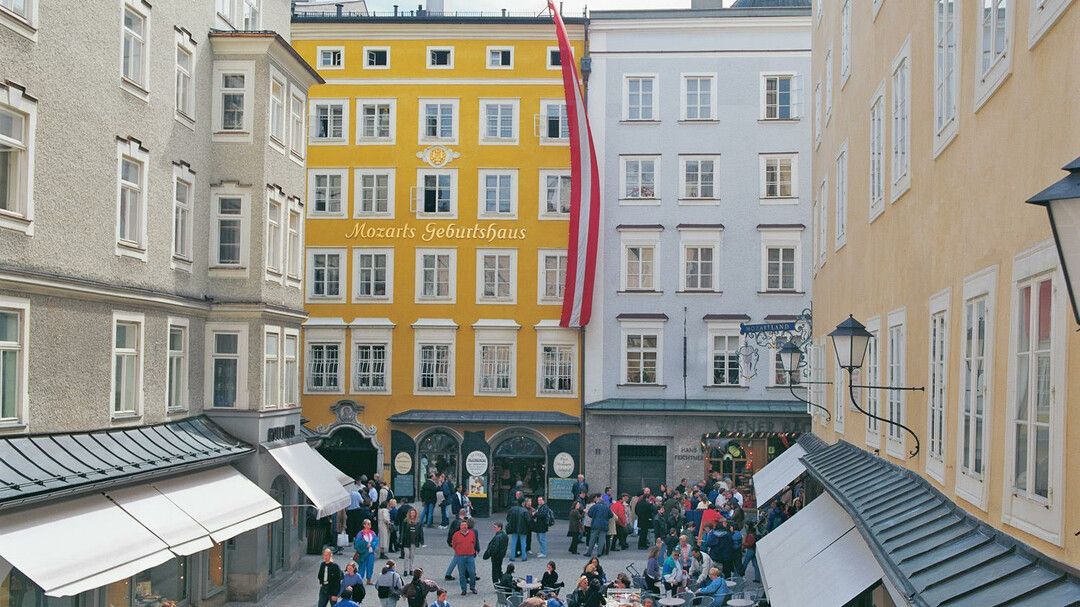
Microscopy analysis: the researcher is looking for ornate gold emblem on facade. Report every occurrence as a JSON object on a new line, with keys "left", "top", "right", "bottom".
{"left": 417, "top": 145, "right": 459, "bottom": 168}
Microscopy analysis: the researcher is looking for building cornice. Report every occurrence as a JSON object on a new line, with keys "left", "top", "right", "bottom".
{"left": 290, "top": 22, "right": 584, "bottom": 41}
{"left": 209, "top": 31, "right": 324, "bottom": 86}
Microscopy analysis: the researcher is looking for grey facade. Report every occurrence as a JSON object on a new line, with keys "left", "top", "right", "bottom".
{"left": 583, "top": 5, "right": 813, "bottom": 493}
{"left": 0, "top": 0, "right": 322, "bottom": 604}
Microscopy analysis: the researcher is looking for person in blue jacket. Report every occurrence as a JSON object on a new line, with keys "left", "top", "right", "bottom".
{"left": 355, "top": 518, "right": 381, "bottom": 584}
{"left": 695, "top": 568, "right": 731, "bottom": 607}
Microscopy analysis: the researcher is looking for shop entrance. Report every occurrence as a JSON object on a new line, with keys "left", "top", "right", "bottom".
{"left": 705, "top": 439, "right": 760, "bottom": 490}
{"left": 268, "top": 475, "right": 288, "bottom": 576}
{"left": 492, "top": 435, "right": 546, "bottom": 511}
{"left": 417, "top": 430, "right": 460, "bottom": 487}
{"left": 319, "top": 428, "right": 378, "bottom": 481}
{"left": 617, "top": 445, "right": 666, "bottom": 497}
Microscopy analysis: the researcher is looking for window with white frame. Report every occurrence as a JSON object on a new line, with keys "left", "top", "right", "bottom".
{"left": 357, "top": 169, "right": 394, "bottom": 217}
{"left": 865, "top": 321, "right": 881, "bottom": 441}
{"left": 621, "top": 156, "right": 658, "bottom": 200}
{"left": 813, "top": 81, "right": 822, "bottom": 146}
{"left": 121, "top": 3, "right": 149, "bottom": 92}
{"left": 835, "top": 143, "right": 847, "bottom": 247}
{"left": 540, "top": 171, "right": 571, "bottom": 217}
{"left": 216, "top": 0, "right": 234, "bottom": 24}
{"left": 241, "top": 0, "right": 259, "bottom": 28}
{"left": 0, "top": 299, "right": 28, "bottom": 424}
{"left": 283, "top": 332, "right": 298, "bottom": 405}
{"left": 1029, "top": 0, "right": 1072, "bottom": 45}
{"left": 0, "top": 86, "right": 35, "bottom": 231}
{"left": 420, "top": 100, "right": 457, "bottom": 143}
{"left": 815, "top": 180, "right": 827, "bottom": 268}
{"left": 624, "top": 245, "right": 655, "bottom": 291}
{"left": 976, "top": 0, "right": 1011, "bottom": 107}
{"left": 416, "top": 249, "right": 455, "bottom": 302}
{"left": 417, "top": 344, "right": 451, "bottom": 392}
{"left": 487, "top": 47, "right": 513, "bottom": 69}
{"left": 934, "top": 0, "right": 960, "bottom": 152}
{"left": 624, "top": 76, "right": 656, "bottom": 121}
{"left": 310, "top": 100, "right": 347, "bottom": 143}
{"left": 761, "top": 230, "right": 799, "bottom": 293}
{"left": 840, "top": 0, "right": 851, "bottom": 84}
{"left": 623, "top": 329, "right": 661, "bottom": 385}
{"left": 211, "top": 189, "right": 246, "bottom": 268}
{"left": 357, "top": 99, "right": 395, "bottom": 144}
{"left": 762, "top": 74, "right": 795, "bottom": 120}
{"left": 427, "top": 47, "right": 453, "bottom": 68}
{"left": 891, "top": 41, "right": 911, "bottom": 198}
{"left": 960, "top": 287, "right": 991, "bottom": 486}
{"left": 365, "top": 47, "right": 389, "bottom": 68}
{"left": 287, "top": 204, "right": 301, "bottom": 281}
{"left": 0, "top": 0, "right": 35, "bottom": 27}
{"left": 928, "top": 295, "right": 949, "bottom": 471}
{"left": 318, "top": 47, "right": 343, "bottom": 69}
{"left": 869, "top": 85, "right": 885, "bottom": 218}
{"left": 477, "top": 342, "right": 514, "bottom": 394}
{"left": 289, "top": 89, "right": 305, "bottom": 158}
{"left": 478, "top": 170, "right": 516, "bottom": 218}
{"left": 309, "top": 169, "right": 346, "bottom": 217}
{"left": 354, "top": 343, "right": 388, "bottom": 392}
{"left": 112, "top": 314, "right": 143, "bottom": 415}
{"left": 547, "top": 47, "right": 561, "bottom": 69}
{"left": 269, "top": 71, "right": 286, "bottom": 146}
{"left": 266, "top": 193, "right": 284, "bottom": 277}
{"left": 175, "top": 36, "right": 194, "bottom": 121}
{"left": 211, "top": 330, "right": 241, "bottom": 407}
{"left": 116, "top": 140, "right": 148, "bottom": 257}
{"left": 172, "top": 164, "right": 194, "bottom": 265}
{"left": 477, "top": 250, "right": 516, "bottom": 303}
{"left": 761, "top": 154, "right": 797, "bottom": 201}
{"left": 540, "top": 343, "right": 575, "bottom": 394}
{"left": 218, "top": 70, "right": 248, "bottom": 132}
{"left": 709, "top": 328, "right": 741, "bottom": 386}
{"left": 886, "top": 316, "right": 906, "bottom": 454}
{"left": 538, "top": 250, "right": 567, "bottom": 304}
{"left": 306, "top": 342, "right": 340, "bottom": 392}
{"left": 824, "top": 47, "right": 833, "bottom": 122}
{"left": 417, "top": 170, "right": 456, "bottom": 217}
{"left": 353, "top": 248, "right": 392, "bottom": 301}
{"left": 263, "top": 329, "right": 280, "bottom": 408}
{"left": 1010, "top": 273, "right": 1053, "bottom": 501}
{"left": 773, "top": 348, "right": 801, "bottom": 386}
{"left": 540, "top": 101, "right": 569, "bottom": 142}
{"left": 682, "top": 75, "right": 715, "bottom": 120}
{"left": 480, "top": 100, "right": 518, "bottom": 144}
{"left": 679, "top": 228, "right": 721, "bottom": 292}
{"left": 680, "top": 156, "right": 718, "bottom": 201}
{"left": 307, "top": 249, "right": 343, "bottom": 300}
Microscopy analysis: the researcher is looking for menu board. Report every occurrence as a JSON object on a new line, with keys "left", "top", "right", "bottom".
{"left": 548, "top": 478, "right": 575, "bottom": 501}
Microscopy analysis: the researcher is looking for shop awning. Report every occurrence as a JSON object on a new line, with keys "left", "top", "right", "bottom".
{"left": 751, "top": 442, "right": 806, "bottom": 505}
{"left": 106, "top": 484, "right": 214, "bottom": 556}
{"left": 0, "top": 493, "right": 174, "bottom": 597}
{"left": 756, "top": 493, "right": 884, "bottom": 607}
{"left": 151, "top": 466, "right": 281, "bottom": 543}
{"left": 266, "top": 442, "right": 351, "bottom": 518}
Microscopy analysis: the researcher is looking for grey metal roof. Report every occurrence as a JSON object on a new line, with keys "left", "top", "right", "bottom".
{"left": 801, "top": 439, "right": 1080, "bottom": 607}
{"left": 731, "top": 0, "right": 812, "bottom": 8}
{"left": 388, "top": 410, "right": 580, "bottom": 425}
{"left": 585, "top": 398, "right": 806, "bottom": 414}
{"left": 0, "top": 417, "right": 252, "bottom": 511}
{"left": 591, "top": 5, "right": 810, "bottom": 20}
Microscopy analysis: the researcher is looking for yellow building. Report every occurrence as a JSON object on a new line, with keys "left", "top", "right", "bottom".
{"left": 804, "top": 0, "right": 1080, "bottom": 600}
{"left": 291, "top": 9, "right": 586, "bottom": 515}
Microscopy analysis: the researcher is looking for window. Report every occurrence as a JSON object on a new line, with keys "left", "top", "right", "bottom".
{"left": 480, "top": 100, "right": 518, "bottom": 144}
{"left": 417, "top": 169, "right": 456, "bottom": 217}
{"left": 310, "top": 100, "right": 348, "bottom": 143}
{"left": 865, "top": 319, "right": 881, "bottom": 443}
{"left": 538, "top": 250, "right": 567, "bottom": 304}
{"left": 833, "top": 359, "right": 845, "bottom": 430}
{"left": 813, "top": 81, "right": 822, "bottom": 146}
{"left": 1011, "top": 274, "right": 1052, "bottom": 501}
{"left": 116, "top": 139, "right": 148, "bottom": 258}
{"left": 624, "top": 246, "right": 654, "bottom": 290}
{"left": 869, "top": 84, "right": 885, "bottom": 219}
{"left": 266, "top": 195, "right": 284, "bottom": 278}
{"left": 762, "top": 74, "right": 795, "bottom": 120}
{"left": 318, "top": 46, "right": 343, "bottom": 69}
{"left": 306, "top": 343, "right": 340, "bottom": 391}
{"left": 357, "top": 99, "right": 395, "bottom": 144}
{"left": 621, "top": 156, "right": 658, "bottom": 200}
{"left": 353, "top": 248, "right": 392, "bottom": 301}
{"left": 540, "top": 171, "right": 571, "bottom": 218}
{"left": 307, "top": 249, "right": 344, "bottom": 300}
{"left": 264, "top": 329, "right": 280, "bottom": 408}
{"left": 891, "top": 41, "right": 911, "bottom": 199}
{"left": 824, "top": 47, "right": 833, "bottom": 122}
{"left": 419, "top": 99, "right": 457, "bottom": 143}
{"left": 242, "top": 0, "right": 259, "bottom": 28}
{"left": 287, "top": 205, "right": 301, "bottom": 281}
{"left": 547, "top": 46, "right": 561, "bottom": 69}
{"left": 766, "top": 247, "right": 796, "bottom": 291}
{"left": 211, "top": 331, "right": 240, "bottom": 407}
{"left": 0, "top": 85, "right": 35, "bottom": 233}
{"left": 624, "top": 76, "right": 656, "bottom": 121}
{"left": 975, "top": 0, "right": 1011, "bottom": 108}
{"left": 840, "top": 0, "right": 851, "bottom": 84}
{"left": 760, "top": 154, "right": 798, "bottom": 201}
{"left": 175, "top": 37, "right": 194, "bottom": 121}
{"left": 680, "top": 156, "right": 718, "bottom": 201}
{"left": 624, "top": 331, "right": 660, "bottom": 385}
{"left": 487, "top": 46, "right": 513, "bottom": 69}
{"left": 0, "top": 299, "right": 27, "bottom": 424}
{"left": 0, "top": 0, "right": 33, "bottom": 24}
{"left": 416, "top": 249, "right": 455, "bottom": 302}
{"left": 682, "top": 75, "right": 715, "bottom": 120}
{"left": 886, "top": 312, "right": 906, "bottom": 456}
{"left": 269, "top": 71, "right": 286, "bottom": 146}
{"left": 815, "top": 179, "right": 827, "bottom": 268}
{"left": 934, "top": 0, "right": 960, "bottom": 154}
{"left": 289, "top": 89, "right": 305, "bottom": 158}
{"left": 540, "top": 101, "right": 569, "bottom": 142}
{"left": 774, "top": 349, "right": 801, "bottom": 387}
{"left": 216, "top": 0, "right": 234, "bottom": 23}
{"left": 540, "top": 344, "right": 574, "bottom": 394}
{"left": 835, "top": 143, "right": 847, "bottom": 247}
{"left": 356, "top": 169, "right": 394, "bottom": 217}
{"left": 477, "top": 344, "right": 513, "bottom": 394}
{"left": 1029, "top": 0, "right": 1073, "bottom": 45}
{"left": 478, "top": 170, "right": 516, "bottom": 218}
{"left": 959, "top": 275, "right": 994, "bottom": 492}
{"left": 211, "top": 189, "right": 246, "bottom": 268}
{"left": 477, "top": 250, "right": 516, "bottom": 303}
{"left": 354, "top": 343, "right": 387, "bottom": 391}
{"left": 112, "top": 313, "right": 143, "bottom": 416}
{"left": 121, "top": 4, "right": 149, "bottom": 92}
{"left": 364, "top": 47, "right": 389, "bottom": 68}
{"left": 220, "top": 73, "right": 246, "bottom": 131}
{"left": 427, "top": 47, "right": 453, "bottom": 68}
{"left": 309, "top": 169, "right": 346, "bottom": 217}
{"left": 417, "top": 344, "right": 451, "bottom": 392}
{"left": 927, "top": 291, "right": 950, "bottom": 478}
{"left": 683, "top": 246, "right": 716, "bottom": 291}
{"left": 284, "top": 331, "right": 298, "bottom": 405}
{"left": 709, "top": 330, "right": 741, "bottom": 386}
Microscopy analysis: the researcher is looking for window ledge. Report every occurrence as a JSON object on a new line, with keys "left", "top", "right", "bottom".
{"left": 357, "top": 139, "right": 395, "bottom": 146}
{"left": 174, "top": 111, "right": 195, "bottom": 131}
{"left": 309, "top": 212, "right": 349, "bottom": 219}
{"left": 539, "top": 139, "right": 570, "bottom": 147}
{"left": 619, "top": 120, "right": 661, "bottom": 125}
{"left": 675, "top": 290, "right": 722, "bottom": 295}
{"left": 479, "top": 138, "right": 519, "bottom": 146}
{"left": 115, "top": 243, "right": 148, "bottom": 262}
{"left": 0, "top": 7, "right": 37, "bottom": 41}
{"left": 111, "top": 412, "right": 142, "bottom": 421}
{"left": 703, "top": 385, "right": 748, "bottom": 390}
{"left": 616, "top": 383, "right": 667, "bottom": 388}
{"left": 538, "top": 215, "right": 570, "bottom": 221}
{"left": 120, "top": 77, "right": 150, "bottom": 102}
{"left": 618, "top": 290, "right": 663, "bottom": 294}
{"left": 758, "top": 118, "right": 801, "bottom": 124}
{"left": 309, "top": 139, "right": 348, "bottom": 146}
{"left": 0, "top": 212, "right": 32, "bottom": 236}
{"left": 757, "top": 290, "right": 806, "bottom": 295}
{"left": 167, "top": 407, "right": 189, "bottom": 415}
{"left": 760, "top": 197, "right": 799, "bottom": 204}
{"left": 0, "top": 420, "right": 27, "bottom": 433}
{"left": 678, "top": 198, "right": 720, "bottom": 205}
{"left": 678, "top": 119, "right": 720, "bottom": 124}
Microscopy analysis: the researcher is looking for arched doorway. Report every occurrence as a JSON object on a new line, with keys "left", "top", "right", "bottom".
{"left": 268, "top": 475, "right": 288, "bottom": 576}
{"left": 417, "top": 430, "right": 460, "bottom": 488}
{"left": 492, "top": 434, "right": 546, "bottom": 511}
{"left": 320, "top": 427, "right": 378, "bottom": 481}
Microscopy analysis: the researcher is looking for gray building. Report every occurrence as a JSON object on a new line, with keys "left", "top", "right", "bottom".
{"left": 0, "top": 1, "right": 346, "bottom": 605}
{"left": 583, "top": 2, "right": 814, "bottom": 497}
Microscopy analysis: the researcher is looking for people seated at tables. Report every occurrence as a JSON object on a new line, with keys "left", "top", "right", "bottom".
{"left": 498, "top": 563, "right": 517, "bottom": 590}
{"left": 542, "top": 561, "right": 563, "bottom": 591}
{"left": 695, "top": 568, "right": 731, "bottom": 607}
{"left": 610, "top": 573, "right": 632, "bottom": 589}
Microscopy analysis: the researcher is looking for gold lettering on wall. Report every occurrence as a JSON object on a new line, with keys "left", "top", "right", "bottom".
{"left": 345, "top": 222, "right": 528, "bottom": 242}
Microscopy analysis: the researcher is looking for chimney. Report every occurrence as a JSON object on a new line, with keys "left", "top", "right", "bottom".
{"left": 335, "top": 2, "right": 342, "bottom": 16}
{"left": 393, "top": 4, "right": 398, "bottom": 15}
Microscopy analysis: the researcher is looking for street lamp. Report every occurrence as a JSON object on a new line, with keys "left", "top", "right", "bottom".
{"left": 777, "top": 339, "right": 830, "bottom": 421}
{"left": 1026, "top": 157, "right": 1080, "bottom": 326}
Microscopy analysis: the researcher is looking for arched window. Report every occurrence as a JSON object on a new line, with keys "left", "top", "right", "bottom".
{"left": 418, "top": 430, "right": 459, "bottom": 483}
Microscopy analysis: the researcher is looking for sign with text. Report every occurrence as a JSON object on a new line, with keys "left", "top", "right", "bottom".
{"left": 740, "top": 321, "right": 797, "bottom": 334}
{"left": 548, "top": 478, "right": 576, "bottom": 501}
{"left": 394, "top": 474, "right": 415, "bottom": 498}
{"left": 346, "top": 222, "right": 528, "bottom": 243}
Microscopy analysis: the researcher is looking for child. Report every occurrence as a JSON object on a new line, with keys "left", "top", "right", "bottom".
{"left": 430, "top": 588, "right": 452, "bottom": 607}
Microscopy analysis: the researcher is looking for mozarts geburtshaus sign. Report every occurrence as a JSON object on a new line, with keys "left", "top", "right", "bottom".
{"left": 345, "top": 222, "right": 528, "bottom": 242}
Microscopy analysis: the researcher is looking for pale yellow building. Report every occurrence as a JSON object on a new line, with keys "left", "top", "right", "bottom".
{"left": 807, "top": 0, "right": 1079, "bottom": 594}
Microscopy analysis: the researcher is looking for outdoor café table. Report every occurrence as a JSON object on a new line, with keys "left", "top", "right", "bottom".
{"left": 725, "top": 581, "right": 737, "bottom": 588}
{"left": 517, "top": 581, "right": 542, "bottom": 592}
{"left": 726, "top": 600, "right": 754, "bottom": 607}
{"left": 658, "top": 598, "right": 685, "bottom": 607}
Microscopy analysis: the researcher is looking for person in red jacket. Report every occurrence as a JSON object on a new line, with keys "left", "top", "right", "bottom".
{"left": 449, "top": 520, "right": 478, "bottom": 595}
{"left": 609, "top": 494, "right": 629, "bottom": 552}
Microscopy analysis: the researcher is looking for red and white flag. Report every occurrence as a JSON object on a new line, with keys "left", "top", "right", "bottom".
{"left": 549, "top": 1, "right": 600, "bottom": 328}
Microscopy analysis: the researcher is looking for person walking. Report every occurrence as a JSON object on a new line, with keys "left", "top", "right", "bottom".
{"left": 532, "top": 496, "right": 555, "bottom": 558}
{"left": 443, "top": 509, "right": 469, "bottom": 581}
{"left": 740, "top": 526, "right": 759, "bottom": 582}
{"left": 340, "top": 561, "right": 365, "bottom": 603}
{"left": 450, "top": 519, "right": 478, "bottom": 595}
{"left": 567, "top": 501, "right": 583, "bottom": 555}
{"left": 635, "top": 494, "right": 655, "bottom": 549}
{"left": 379, "top": 500, "right": 394, "bottom": 560}
{"left": 317, "top": 548, "right": 344, "bottom": 607}
{"left": 405, "top": 568, "right": 439, "bottom": 607}
{"left": 420, "top": 474, "right": 438, "bottom": 528}
{"left": 439, "top": 475, "right": 455, "bottom": 528}
{"left": 355, "top": 519, "right": 380, "bottom": 585}
{"left": 401, "top": 508, "right": 425, "bottom": 576}
{"left": 376, "top": 561, "right": 406, "bottom": 607}
{"left": 483, "top": 521, "right": 509, "bottom": 584}
{"left": 430, "top": 588, "right": 453, "bottom": 607}
{"left": 609, "top": 494, "right": 628, "bottom": 552}
{"left": 505, "top": 499, "right": 530, "bottom": 562}
{"left": 584, "top": 495, "right": 611, "bottom": 558}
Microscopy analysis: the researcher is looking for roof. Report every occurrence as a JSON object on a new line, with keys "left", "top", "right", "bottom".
{"left": 292, "top": 9, "right": 586, "bottom": 25}
{"left": 0, "top": 417, "right": 252, "bottom": 511}
{"left": 388, "top": 410, "right": 580, "bottom": 426}
{"left": 801, "top": 439, "right": 1080, "bottom": 607}
{"left": 731, "top": 0, "right": 812, "bottom": 7}
{"left": 585, "top": 398, "right": 807, "bottom": 414}
{"left": 208, "top": 31, "right": 324, "bottom": 84}
{"left": 591, "top": 6, "right": 810, "bottom": 20}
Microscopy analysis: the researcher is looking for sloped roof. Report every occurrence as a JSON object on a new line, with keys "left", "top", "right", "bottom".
{"left": 731, "top": 0, "right": 812, "bottom": 7}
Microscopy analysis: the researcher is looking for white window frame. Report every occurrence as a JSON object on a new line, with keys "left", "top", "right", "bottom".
{"left": 840, "top": 0, "right": 851, "bottom": 86}
{"left": 174, "top": 30, "right": 196, "bottom": 126}
{"left": 304, "top": 326, "right": 344, "bottom": 394}
{"left": 286, "top": 200, "right": 302, "bottom": 286}
{"left": 546, "top": 46, "right": 562, "bottom": 70}
{"left": 759, "top": 228, "right": 803, "bottom": 293}
{"left": 872, "top": 0, "right": 884, "bottom": 20}
{"left": 680, "top": 73, "right": 717, "bottom": 121}
{"left": 770, "top": 346, "right": 801, "bottom": 388}
{"left": 623, "top": 74, "right": 658, "bottom": 122}
{"left": 706, "top": 321, "right": 746, "bottom": 388}
{"left": 170, "top": 162, "right": 195, "bottom": 271}
{"left": 206, "top": 323, "right": 248, "bottom": 408}
{"left": 351, "top": 321, "right": 393, "bottom": 394}
{"left": 536, "top": 323, "right": 578, "bottom": 398}
{"left": 538, "top": 100, "right": 569, "bottom": 145}
{"left": 619, "top": 228, "right": 661, "bottom": 292}
{"left": 1028, "top": 0, "right": 1075, "bottom": 47}
{"left": 283, "top": 328, "right": 299, "bottom": 406}
{"left": 263, "top": 327, "right": 281, "bottom": 409}
{"left": 115, "top": 138, "right": 149, "bottom": 261}
{"left": 476, "top": 248, "right": 518, "bottom": 305}
{"left": 619, "top": 155, "right": 660, "bottom": 204}
{"left": 813, "top": 81, "right": 822, "bottom": 148}
{"left": 934, "top": 0, "right": 962, "bottom": 157}
{"left": 885, "top": 308, "right": 907, "bottom": 458}
{"left": 418, "top": 98, "right": 459, "bottom": 145}
{"left": 352, "top": 247, "right": 394, "bottom": 303}
{"left": 868, "top": 82, "right": 886, "bottom": 221}
{"left": 308, "top": 168, "right": 348, "bottom": 218}
{"left": 925, "top": 289, "right": 950, "bottom": 482}
{"left": 956, "top": 265, "right": 998, "bottom": 511}
{"left": 412, "top": 320, "right": 457, "bottom": 395}
{"left": 478, "top": 99, "right": 520, "bottom": 145}
{"left": 268, "top": 67, "right": 287, "bottom": 152}
{"left": 265, "top": 187, "right": 286, "bottom": 281}
{"left": 363, "top": 46, "right": 390, "bottom": 69}
{"left": 759, "top": 153, "right": 799, "bottom": 204}
{"left": 317, "top": 46, "right": 344, "bottom": 70}
{"left": 864, "top": 317, "right": 882, "bottom": 447}
{"left": 111, "top": 311, "right": 145, "bottom": 418}
{"left": 974, "top": 0, "right": 1014, "bottom": 111}
{"left": 473, "top": 322, "right": 519, "bottom": 397}
{"left": 537, "top": 249, "right": 568, "bottom": 305}
{"left": 212, "top": 60, "right": 255, "bottom": 142}
{"left": 678, "top": 155, "right": 720, "bottom": 204}
{"left": 306, "top": 248, "right": 346, "bottom": 303}
{"left": 833, "top": 358, "right": 845, "bottom": 433}
{"left": 890, "top": 38, "right": 912, "bottom": 202}
{"left": 426, "top": 46, "right": 454, "bottom": 69}
{"left": 0, "top": 0, "right": 38, "bottom": 40}
{"left": 288, "top": 86, "right": 306, "bottom": 162}
{"left": 356, "top": 98, "right": 396, "bottom": 145}
{"left": 309, "top": 98, "right": 349, "bottom": 145}
{"left": 1002, "top": 241, "right": 1065, "bottom": 545}
{"left": 538, "top": 170, "right": 571, "bottom": 219}
{"left": 415, "top": 248, "right": 457, "bottom": 304}
{"left": 619, "top": 320, "right": 665, "bottom": 386}
{"left": 0, "top": 83, "right": 36, "bottom": 235}
{"left": 415, "top": 169, "right": 458, "bottom": 219}
{"left": 815, "top": 178, "right": 828, "bottom": 269}
{"left": 486, "top": 46, "right": 514, "bottom": 70}
{"left": 209, "top": 184, "right": 250, "bottom": 274}
{"left": 834, "top": 141, "right": 848, "bottom": 249}
{"left": 0, "top": 296, "right": 29, "bottom": 428}
{"left": 355, "top": 168, "right": 396, "bottom": 219}
{"left": 477, "top": 169, "right": 518, "bottom": 219}
{"left": 678, "top": 227, "right": 721, "bottom": 293}
{"left": 241, "top": 0, "right": 260, "bottom": 29}
{"left": 760, "top": 72, "right": 798, "bottom": 121}
{"left": 823, "top": 47, "right": 833, "bottom": 124}
{"left": 119, "top": 1, "right": 150, "bottom": 99}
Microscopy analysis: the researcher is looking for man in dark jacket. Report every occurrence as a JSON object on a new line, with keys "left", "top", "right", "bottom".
{"left": 635, "top": 494, "right": 656, "bottom": 549}
{"left": 439, "top": 475, "right": 455, "bottom": 527}
{"left": 317, "top": 548, "right": 343, "bottom": 607}
{"left": 420, "top": 475, "right": 438, "bottom": 527}
{"left": 571, "top": 474, "right": 588, "bottom": 500}
{"left": 483, "top": 521, "right": 509, "bottom": 584}
{"left": 450, "top": 484, "right": 466, "bottom": 519}
{"left": 505, "top": 500, "right": 530, "bottom": 562}
{"left": 585, "top": 494, "right": 611, "bottom": 558}
{"left": 532, "top": 496, "right": 555, "bottom": 557}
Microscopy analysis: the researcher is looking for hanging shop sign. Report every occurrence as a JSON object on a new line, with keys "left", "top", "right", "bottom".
{"left": 552, "top": 452, "right": 575, "bottom": 478}
{"left": 465, "top": 451, "right": 489, "bottom": 477}
{"left": 394, "top": 452, "right": 413, "bottom": 475}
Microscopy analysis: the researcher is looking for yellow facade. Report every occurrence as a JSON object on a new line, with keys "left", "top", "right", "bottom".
{"left": 810, "top": 0, "right": 1078, "bottom": 566}
{"left": 292, "top": 16, "right": 586, "bottom": 511}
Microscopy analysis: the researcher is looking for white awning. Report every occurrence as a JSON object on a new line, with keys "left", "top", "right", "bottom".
{"left": 107, "top": 484, "right": 214, "bottom": 556}
{"left": 267, "top": 442, "right": 351, "bottom": 518}
{"left": 152, "top": 466, "right": 281, "bottom": 543}
{"left": 319, "top": 447, "right": 354, "bottom": 487}
{"left": 0, "top": 493, "right": 174, "bottom": 597}
{"left": 756, "top": 493, "right": 884, "bottom": 607}
{"left": 751, "top": 442, "right": 807, "bottom": 506}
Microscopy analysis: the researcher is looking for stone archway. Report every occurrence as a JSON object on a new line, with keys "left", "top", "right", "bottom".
{"left": 314, "top": 400, "right": 385, "bottom": 479}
